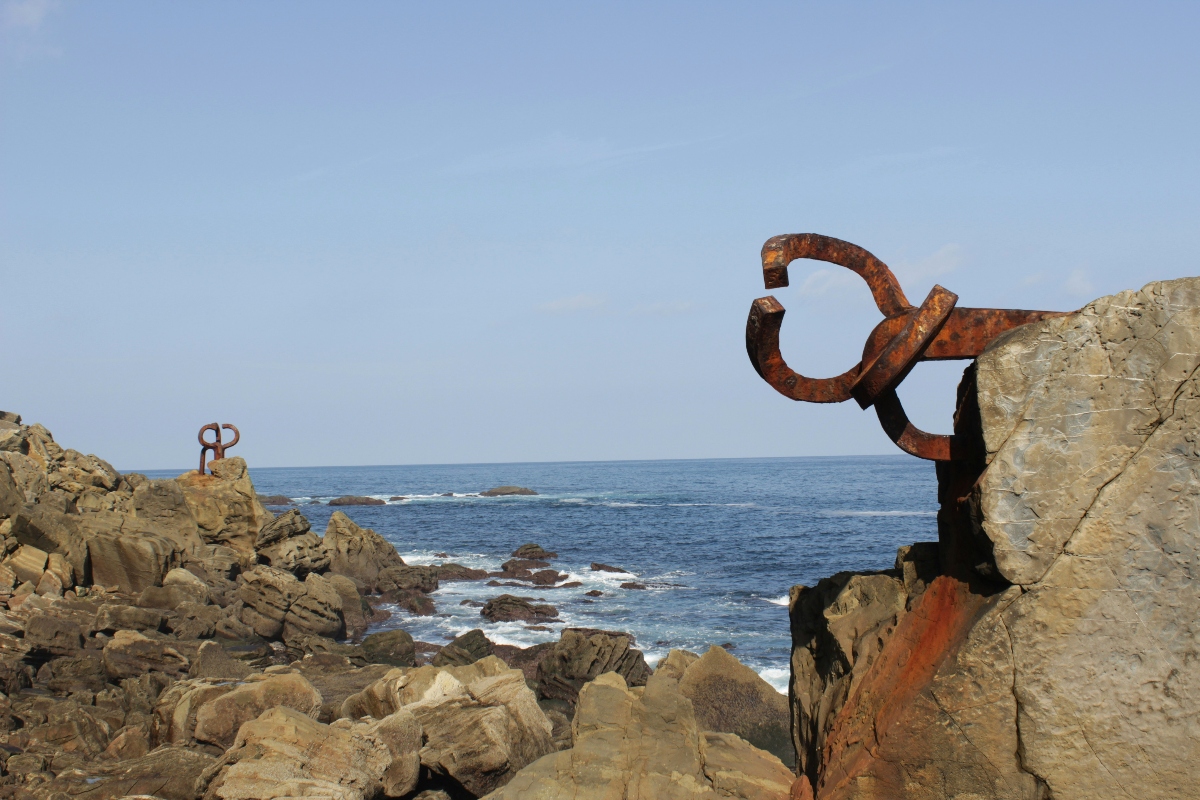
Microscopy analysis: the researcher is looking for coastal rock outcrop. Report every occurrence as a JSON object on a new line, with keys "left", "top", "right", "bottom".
{"left": 322, "top": 511, "right": 406, "bottom": 592}
{"left": 341, "top": 656, "right": 555, "bottom": 796}
{"left": 176, "top": 457, "right": 272, "bottom": 562}
{"left": 482, "top": 669, "right": 793, "bottom": 800}
{"left": 790, "top": 278, "right": 1200, "bottom": 799}
{"left": 202, "top": 705, "right": 421, "bottom": 800}
{"left": 535, "top": 627, "right": 650, "bottom": 707}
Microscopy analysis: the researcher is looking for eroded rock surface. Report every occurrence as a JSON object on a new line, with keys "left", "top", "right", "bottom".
{"left": 791, "top": 278, "right": 1200, "bottom": 799}
{"left": 482, "top": 670, "right": 792, "bottom": 800}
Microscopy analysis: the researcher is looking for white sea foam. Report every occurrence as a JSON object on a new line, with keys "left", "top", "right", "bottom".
{"left": 823, "top": 510, "right": 936, "bottom": 517}
{"left": 766, "top": 595, "right": 789, "bottom": 606}
{"left": 758, "top": 667, "right": 789, "bottom": 694}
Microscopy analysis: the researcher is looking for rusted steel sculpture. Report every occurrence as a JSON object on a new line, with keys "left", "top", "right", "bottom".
{"left": 198, "top": 423, "right": 239, "bottom": 474}
{"left": 746, "top": 234, "right": 1067, "bottom": 461}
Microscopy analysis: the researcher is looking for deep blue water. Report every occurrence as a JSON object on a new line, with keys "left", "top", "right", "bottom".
{"left": 149, "top": 456, "right": 938, "bottom": 690}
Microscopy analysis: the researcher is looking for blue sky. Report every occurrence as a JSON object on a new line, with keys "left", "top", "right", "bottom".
{"left": 2, "top": 1, "right": 1198, "bottom": 469}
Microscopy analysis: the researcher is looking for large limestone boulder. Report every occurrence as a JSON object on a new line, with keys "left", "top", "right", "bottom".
{"left": 203, "top": 705, "right": 421, "bottom": 800}
{"left": 482, "top": 670, "right": 793, "bottom": 800}
{"left": 237, "top": 565, "right": 345, "bottom": 641}
{"left": 322, "top": 511, "right": 406, "bottom": 592}
{"left": 176, "top": 457, "right": 272, "bottom": 562}
{"left": 192, "top": 672, "right": 323, "bottom": 749}
{"left": 677, "top": 646, "right": 792, "bottom": 768}
{"left": 792, "top": 279, "right": 1200, "bottom": 800}
{"left": 341, "top": 656, "right": 555, "bottom": 796}
{"left": 255, "top": 509, "right": 330, "bottom": 576}
{"left": 967, "top": 278, "right": 1200, "bottom": 797}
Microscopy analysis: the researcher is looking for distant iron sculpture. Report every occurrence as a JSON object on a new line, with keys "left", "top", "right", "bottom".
{"left": 198, "top": 423, "right": 239, "bottom": 474}
{"left": 746, "top": 234, "right": 1069, "bottom": 461}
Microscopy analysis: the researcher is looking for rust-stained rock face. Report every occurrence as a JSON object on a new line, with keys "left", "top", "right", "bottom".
{"left": 792, "top": 278, "right": 1200, "bottom": 800}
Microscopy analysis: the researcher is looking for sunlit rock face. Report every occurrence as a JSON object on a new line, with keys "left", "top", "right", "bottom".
{"left": 789, "top": 278, "right": 1200, "bottom": 800}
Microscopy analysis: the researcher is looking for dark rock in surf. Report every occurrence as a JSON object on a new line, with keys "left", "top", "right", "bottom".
{"left": 590, "top": 562, "right": 627, "bottom": 573}
{"left": 511, "top": 543, "right": 556, "bottom": 559}
{"left": 481, "top": 486, "right": 538, "bottom": 497}
{"left": 620, "top": 582, "right": 648, "bottom": 590}
{"left": 481, "top": 594, "right": 558, "bottom": 623}
{"left": 432, "top": 629, "right": 493, "bottom": 667}
{"left": 435, "top": 563, "right": 489, "bottom": 581}
{"left": 257, "top": 495, "right": 294, "bottom": 506}
{"left": 328, "top": 495, "right": 385, "bottom": 506}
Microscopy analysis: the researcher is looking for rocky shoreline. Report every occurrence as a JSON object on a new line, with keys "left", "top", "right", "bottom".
{"left": 0, "top": 414, "right": 795, "bottom": 799}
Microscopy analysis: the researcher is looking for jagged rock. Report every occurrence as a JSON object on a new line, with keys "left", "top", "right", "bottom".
{"left": 192, "top": 672, "right": 323, "bottom": 749}
{"left": 434, "top": 562, "right": 489, "bottom": 581}
{"left": 189, "top": 640, "right": 254, "bottom": 680}
{"left": 677, "top": 646, "right": 793, "bottom": 768}
{"left": 361, "top": 628, "right": 415, "bottom": 667}
{"left": 81, "top": 514, "right": 184, "bottom": 594}
{"left": 5, "top": 542, "right": 48, "bottom": 584}
{"left": 787, "top": 567, "right": 908, "bottom": 779}
{"left": 322, "top": 511, "right": 406, "bottom": 592}
{"left": 103, "top": 630, "right": 190, "bottom": 680}
{"left": 377, "top": 588, "right": 435, "bottom": 616}
{"left": 138, "top": 569, "right": 210, "bottom": 610}
{"left": 155, "top": 678, "right": 239, "bottom": 744}
{"left": 170, "top": 601, "right": 229, "bottom": 639}
{"left": 536, "top": 628, "right": 650, "bottom": 706}
{"left": 0, "top": 451, "right": 49, "bottom": 506}
{"left": 341, "top": 656, "right": 554, "bottom": 796}
{"left": 966, "top": 278, "right": 1200, "bottom": 797}
{"left": 32, "top": 743, "right": 216, "bottom": 800}
{"left": 327, "top": 572, "right": 368, "bottom": 639}
{"left": 484, "top": 670, "right": 792, "bottom": 800}
{"left": 792, "top": 280, "right": 1200, "bottom": 799}
{"left": 236, "top": 566, "right": 345, "bottom": 642}
{"left": 376, "top": 564, "right": 439, "bottom": 593}
{"left": 8, "top": 505, "right": 91, "bottom": 583}
{"left": 511, "top": 542, "right": 555, "bottom": 558}
{"left": 590, "top": 562, "right": 627, "bottom": 573}
{"left": 44, "top": 652, "right": 108, "bottom": 694}
{"left": 94, "top": 603, "right": 166, "bottom": 634}
{"left": 481, "top": 594, "right": 558, "bottom": 623}
{"left": 130, "top": 479, "right": 206, "bottom": 554}
{"left": 283, "top": 572, "right": 345, "bottom": 641}
{"left": 481, "top": 486, "right": 538, "bottom": 497}
{"left": 530, "top": 569, "right": 566, "bottom": 586}
{"left": 290, "top": 654, "right": 394, "bottom": 723}
{"left": 432, "top": 628, "right": 493, "bottom": 667}
{"left": 285, "top": 634, "right": 367, "bottom": 665}
{"left": 176, "top": 457, "right": 272, "bottom": 562}
{"left": 202, "top": 705, "right": 421, "bottom": 800}
{"left": 24, "top": 612, "right": 85, "bottom": 656}
{"left": 255, "top": 509, "right": 329, "bottom": 576}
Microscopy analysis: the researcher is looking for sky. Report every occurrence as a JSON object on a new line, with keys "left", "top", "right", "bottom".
{"left": 2, "top": 1, "right": 1199, "bottom": 470}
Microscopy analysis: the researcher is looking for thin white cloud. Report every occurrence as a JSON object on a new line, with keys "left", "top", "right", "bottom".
{"left": 796, "top": 267, "right": 860, "bottom": 297}
{"left": 538, "top": 293, "right": 607, "bottom": 314}
{"left": 1063, "top": 269, "right": 1094, "bottom": 298}
{"left": 893, "top": 244, "right": 963, "bottom": 282}
{"left": 3, "top": 0, "right": 57, "bottom": 29}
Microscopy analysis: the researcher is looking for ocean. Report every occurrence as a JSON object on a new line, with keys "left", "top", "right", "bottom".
{"left": 152, "top": 455, "right": 939, "bottom": 692}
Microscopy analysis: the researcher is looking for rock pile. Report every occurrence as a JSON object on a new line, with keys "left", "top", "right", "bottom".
{"left": 0, "top": 414, "right": 794, "bottom": 799}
